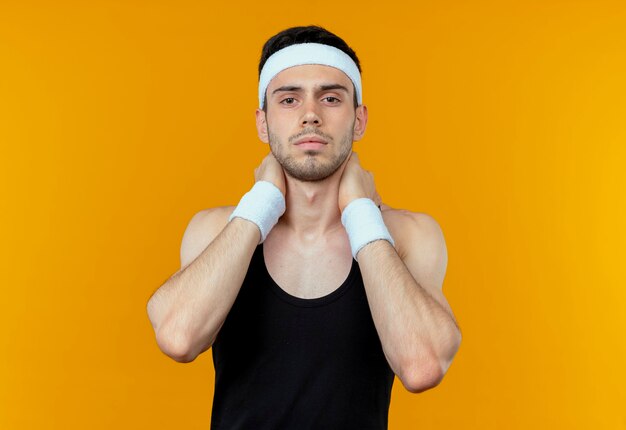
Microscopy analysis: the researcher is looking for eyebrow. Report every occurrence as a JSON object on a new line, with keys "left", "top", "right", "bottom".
{"left": 271, "top": 84, "right": 350, "bottom": 96}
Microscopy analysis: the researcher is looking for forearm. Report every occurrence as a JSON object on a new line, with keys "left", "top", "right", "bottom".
{"left": 147, "top": 218, "right": 260, "bottom": 362}
{"left": 357, "top": 240, "right": 461, "bottom": 390}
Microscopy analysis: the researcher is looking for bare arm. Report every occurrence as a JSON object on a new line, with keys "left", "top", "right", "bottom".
{"left": 358, "top": 212, "right": 461, "bottom": 393}
{"left": 147, "top": 153, "right": 287, "bottom": 363}
{"left": 337, "top": 152, "right": 461, "bottom": 393}
{"left": 147, "top": 212, "right": 260, "bottom": 362}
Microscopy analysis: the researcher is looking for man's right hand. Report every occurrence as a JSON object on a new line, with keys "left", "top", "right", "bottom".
{"left": 254, "top": 152, "right": 286, "bottom": 197}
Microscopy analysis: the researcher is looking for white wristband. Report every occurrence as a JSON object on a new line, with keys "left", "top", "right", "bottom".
{"left": 341, "top": 198, "right": 395, "bottom": 259}
{"left": 228, "top": 181, "right": 286, "bottom": 243}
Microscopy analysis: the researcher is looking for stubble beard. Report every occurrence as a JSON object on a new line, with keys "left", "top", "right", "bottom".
{"left": 268, "top": 121, "right": 354, "bottom": 182}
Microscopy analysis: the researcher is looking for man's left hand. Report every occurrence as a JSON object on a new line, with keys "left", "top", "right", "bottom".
{"left": 338, "top": 151, "right": 382, "bottom": 212}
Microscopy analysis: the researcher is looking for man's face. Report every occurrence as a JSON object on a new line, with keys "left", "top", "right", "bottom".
{"left": 257, "top": 64, "right": 366, "bottom": 182}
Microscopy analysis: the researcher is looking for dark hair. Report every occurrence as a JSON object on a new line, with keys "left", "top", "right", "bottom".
{"left": 259, "top": 25, "right": 361, "bottom": 111}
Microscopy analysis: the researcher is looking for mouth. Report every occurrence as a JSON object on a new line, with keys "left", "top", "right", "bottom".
{"left": 296, "top": 141, "right": 327, "bottom": 150}
{"left": 294, "top": 135, "right": 328, "bottom": 150}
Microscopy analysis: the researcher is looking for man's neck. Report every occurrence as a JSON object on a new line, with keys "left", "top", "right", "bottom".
{"left": 277, "top": 167, "right": 345, "bottom": 242}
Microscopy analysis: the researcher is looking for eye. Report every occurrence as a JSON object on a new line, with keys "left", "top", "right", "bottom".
{"left": 323, "top": 96, "right": 340, "bottom": 103}
{"left": 280, "top": 97, "right": 296, "bottom": 105}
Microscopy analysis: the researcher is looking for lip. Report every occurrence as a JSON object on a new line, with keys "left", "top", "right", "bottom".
{"left": 296, "top": 141, "right": 326, "bottom": 150}
{"left": 294, "top": 135, "right": 328, "bottom": 145}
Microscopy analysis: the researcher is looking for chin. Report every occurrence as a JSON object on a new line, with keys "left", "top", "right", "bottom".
{"left": 281, "top": 161, "right": 331, "bottom": 182}
{"left": 275, "top": 147, "right": 349, "bottom": 182}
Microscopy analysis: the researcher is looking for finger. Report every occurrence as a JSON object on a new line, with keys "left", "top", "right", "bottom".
{"left": 342, "top": 152, "right": 354, "bottom": 167}
{"left": 374, "top": 192, "right": 382, "bottom": 206}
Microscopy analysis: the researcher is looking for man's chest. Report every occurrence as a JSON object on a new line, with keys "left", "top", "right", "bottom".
{"left": 262, "top": 238, "right": 354, "bottom": 299}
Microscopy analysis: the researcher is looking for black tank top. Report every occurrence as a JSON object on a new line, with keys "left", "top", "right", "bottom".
{"left": 210, "top": 244, "right": 395, "bottom": 429}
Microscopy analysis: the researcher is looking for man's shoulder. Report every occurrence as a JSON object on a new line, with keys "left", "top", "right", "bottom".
{"left": 380, "top": 204, "right": 445, "bottom": 260}
{"left": 179, "top": 205, "right": 237, "bottom": 269}
{"left": 194, "top": 205, "right": 237, "bottom": 224}
{"left": 380, "top": 203, "right": 441, "bottom": 230}
{"left": 187, "top": 205, "right": 239, "bottom": 241}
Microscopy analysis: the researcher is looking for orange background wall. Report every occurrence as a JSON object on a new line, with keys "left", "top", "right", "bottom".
{"left": 1, "top": 1, "right": 625, "bottom": 428}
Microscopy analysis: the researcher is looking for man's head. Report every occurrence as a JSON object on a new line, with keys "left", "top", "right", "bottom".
{"left": 258, "top": 26, "right": 362, "bottom": 112}
{"left": 255, "top": 26, "right": 368, "bottom": 182}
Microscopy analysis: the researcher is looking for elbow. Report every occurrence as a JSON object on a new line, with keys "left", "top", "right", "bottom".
{"left": 155, "top": 325, "right": 198, "bottom": 364}
{"left": 402, "top": 332, "right": 462, "bottom": 394}
{"left": 147, "top": 299, "right": 197, "bottom": 363}
{"left": 157, "top": 332, "right": 197, "bottom": 363}
{"left": 401, "top": 358, "right": 444, "bottom": 394}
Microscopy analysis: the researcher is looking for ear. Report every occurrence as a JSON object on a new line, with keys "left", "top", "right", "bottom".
{"left": 255, "top": 108, "right": 269, "bottom": 143}
{"left": 352, "top": 104, "right": 368, "bottom": 141}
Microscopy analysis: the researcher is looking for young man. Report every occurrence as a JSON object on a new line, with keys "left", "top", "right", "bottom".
{"left": 147, "top": 25, "right": 462, "bottom": 429}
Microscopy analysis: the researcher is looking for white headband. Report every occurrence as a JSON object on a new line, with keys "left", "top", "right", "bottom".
{"left": 258, "top": 42, "right": 362, "bottom": 109}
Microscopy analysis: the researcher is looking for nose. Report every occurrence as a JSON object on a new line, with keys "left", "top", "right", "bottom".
{"left": 301, "top": 99, "right": 322, "bottom": 127}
